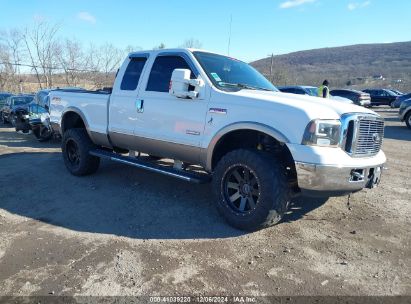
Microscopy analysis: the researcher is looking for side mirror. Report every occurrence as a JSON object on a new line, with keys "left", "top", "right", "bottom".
{"left": 169, "top": 69, "right": 204, "bottom": 99}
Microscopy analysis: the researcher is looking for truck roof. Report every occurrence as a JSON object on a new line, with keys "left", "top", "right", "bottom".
{"left": 128, "top": 48, "right": 224, "bottom": 58}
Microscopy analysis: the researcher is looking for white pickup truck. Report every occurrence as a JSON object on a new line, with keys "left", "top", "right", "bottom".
{"left": 49, "top": 48, "right": 386, "bottom": 231}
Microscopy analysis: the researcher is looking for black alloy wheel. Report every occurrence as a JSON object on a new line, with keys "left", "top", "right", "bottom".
{"left": 223, "top": 165, "right": 260, "bottom": 213}
{"left": 65, "top": 139, "right": 80, "bottom": 167}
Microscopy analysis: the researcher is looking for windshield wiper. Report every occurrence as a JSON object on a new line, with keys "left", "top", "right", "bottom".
{"left": 219, "top": 82, "right": 273, "bottom": 92}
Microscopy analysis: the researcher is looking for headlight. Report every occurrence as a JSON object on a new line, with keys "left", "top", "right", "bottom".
{"left": 302, "top": 119, "right": 341, "bottom": 147}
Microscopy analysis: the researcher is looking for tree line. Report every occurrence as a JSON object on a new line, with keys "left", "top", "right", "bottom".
{"left": 0, "top": 22, "right": 202, "bottom": 93}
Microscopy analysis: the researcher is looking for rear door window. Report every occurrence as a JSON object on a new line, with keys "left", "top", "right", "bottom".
{"left": 120, "top": 57, "right": 148, "bottom": 91}
{"left": 146, "top": 56, "right": 194, "bottom": 92}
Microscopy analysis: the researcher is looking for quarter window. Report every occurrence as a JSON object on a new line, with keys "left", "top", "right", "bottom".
{"left": 120, "top": 57, "right": 148, "bottom": 91}
{"left": 146, "top": 56, "right": 194, "bottom": 92}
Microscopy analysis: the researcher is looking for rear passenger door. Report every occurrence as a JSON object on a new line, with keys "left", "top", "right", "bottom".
{"left": 135, "top": 53, "right": 208, "bottom": 163}
{"left": 109, "top": 55, "right": 148, "bottom": 148}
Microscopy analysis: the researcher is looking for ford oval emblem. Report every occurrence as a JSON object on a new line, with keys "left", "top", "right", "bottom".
{"left": 372, "top": 133, "right": 381, "bottom": 143}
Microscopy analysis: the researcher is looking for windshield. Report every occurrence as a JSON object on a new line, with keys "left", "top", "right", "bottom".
{"left": 11, "top": 96, "right": 34, "bottom": 106}
{"left": 387, "top": 90, "right": 400, "bottom": 96}
{"left": 391, "top": 90, "right": 403, "bottom": 95}
{"left": 29, "top": 104, "right": 48, "bottom": 114}
{"left": 0, "top": 94, "right": 11, "bottom": 102}
{"left": 193, "top": 51, "right": 278, "bottom": 92}
{"left": 305, "top": 87, "right": 318, "bottom": 96}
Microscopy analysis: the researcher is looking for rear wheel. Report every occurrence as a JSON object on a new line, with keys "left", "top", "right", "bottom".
{"left": 405, "top": 112, "right": 411, "bottom": 130}
{"left": 62, "top": 128, "right": 100, "bottom": 176}
{"left": 213, "top": 149, "right": 290, "bottom": 231}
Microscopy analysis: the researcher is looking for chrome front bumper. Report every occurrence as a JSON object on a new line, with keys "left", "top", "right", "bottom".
{"left": 295, "top": 161, "right": 385, "bottom": 196}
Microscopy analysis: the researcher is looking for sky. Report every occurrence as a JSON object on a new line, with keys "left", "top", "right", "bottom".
{"left": 0, "top": 0, "right": 410, "bottom": 62}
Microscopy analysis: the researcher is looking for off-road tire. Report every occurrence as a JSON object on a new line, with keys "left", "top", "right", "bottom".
{"left": 62, "top": 128, "right": 100, "bottom": 176}
{"left": 213, "top": 149, "right": 290, "bottom": 231}
{"left": 405, "top": 112, "right": 411, "bottom": 130}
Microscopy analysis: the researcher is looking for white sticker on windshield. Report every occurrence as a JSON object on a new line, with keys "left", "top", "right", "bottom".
{"left": 210, "top": 72, "right": 222, "bottom": 82}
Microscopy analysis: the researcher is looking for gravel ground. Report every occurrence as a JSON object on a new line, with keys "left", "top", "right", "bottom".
{"left": 0, "top": 107, "right": 410, "bottom": 299}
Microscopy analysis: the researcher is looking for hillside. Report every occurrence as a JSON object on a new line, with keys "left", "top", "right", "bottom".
{"left": 251, "top": 41, "right": 411, "bottom": 91}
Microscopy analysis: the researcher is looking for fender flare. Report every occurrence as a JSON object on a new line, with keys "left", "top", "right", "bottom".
{"left": 204, "top": 121, "right": 290, "bottom": 171}
{"left": 60, "top": 107, "right": 91, "bottom": 138}
{"left": 402, "top": 106, "right": 411, "bottom": 121}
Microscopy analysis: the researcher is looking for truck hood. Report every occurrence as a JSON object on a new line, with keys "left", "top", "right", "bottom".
{"left": 230, "top": 90, "right": 378, "bottom": 119}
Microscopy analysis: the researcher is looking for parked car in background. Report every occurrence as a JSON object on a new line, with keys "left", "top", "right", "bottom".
{"left": 399, "top": 98, "right": 411, "bottom": 129}
{"left": 0, "top": 92, "right": 12, "bottom": 110}
{"left": 329, "top": 89, "right": 371, "bottom": 106}
{"left": 389, "top": 89, "right": 403, "bottom": 96}
{"left": 34, "top": 89, "right": 52, "bottom": 109}
{"left": 278, "top": 85, "right": 353, "bottom": 104}
{"left": 330, "top": 95, "right": 354, "bottom": 104}
{"left": 1, "top": 95, "right": 34, "bottom": 124}
{"left": 363, "top": 89, "right": 399, "bottom": 107}
{"left": 278, "top": 85, "right": 318, "bottom": 96}
{"left": 391, "top": 93, "right": 411, "bottom": 108}
{"left": 13, "top": 101, "right": 36, "bottom": 133}
{"left": 14, "top": 103, "right": 54, "bottom": 141}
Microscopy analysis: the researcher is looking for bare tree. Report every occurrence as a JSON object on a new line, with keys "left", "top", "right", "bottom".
{"left": 153, "top": 43, "right": 166, "bottom": 50}
{"left": 0, "top": 28, "right": 24, "bottom": 91}
{"left": 57, "top": 38, "right": 86, "bottom": 87}
{"left": 22, "top": 21, "right": 60, "bottom": 89}
{"left": 179, "top": 38, "right": 202, "bottom": 49}
{"left": 0, "top": 44, "right": 13, "bottom": 90}
{"left": 84, "top": 43, "right": 124, "bottom": 88}
{"left": 125, "top": 45, "right": 142, "bottom": 54}
{"left": 264, "top": 63, "right": 292, "bottom": 86}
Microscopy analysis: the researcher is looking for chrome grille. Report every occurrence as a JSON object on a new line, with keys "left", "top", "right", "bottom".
{"left": 354, "top": 118, "right": 384, "bottom": 156}
{"left": 341, "top": 114, "right": 384, "bottom": 157}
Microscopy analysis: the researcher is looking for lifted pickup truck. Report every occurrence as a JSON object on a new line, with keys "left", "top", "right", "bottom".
{"left": 50, "top": 48, "right": 386, "bottom": 231}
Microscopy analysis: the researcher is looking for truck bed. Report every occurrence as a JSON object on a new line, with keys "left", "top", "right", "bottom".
{"left": 49, "top": 89, "right": 111, "bottom": 137}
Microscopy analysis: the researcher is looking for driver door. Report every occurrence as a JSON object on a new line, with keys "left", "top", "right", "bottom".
{"left": 135, "top": 54, "right": 208, "bottom": 163}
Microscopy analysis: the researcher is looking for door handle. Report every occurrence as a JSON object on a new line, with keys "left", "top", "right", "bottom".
{"left": 136, "top": 99, "right": 144, "bottom": 113}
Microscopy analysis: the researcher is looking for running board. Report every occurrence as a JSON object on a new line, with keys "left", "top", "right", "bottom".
{"left": 89, "top": 149, "right": 211, "bottom": 184}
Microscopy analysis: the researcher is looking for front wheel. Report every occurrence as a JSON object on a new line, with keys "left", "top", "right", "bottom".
{"left": 405, "top": 112, "right": 411, "bottom": 130}
{"left": 213, "top": 149, "right": 290, "bottom": 231}
{"left": 62, "top": 128, "right": 100, "bottom": 176}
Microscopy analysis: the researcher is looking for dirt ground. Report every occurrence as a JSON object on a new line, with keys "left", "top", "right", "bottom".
{"left": 0, "top": 107, "right": 410, "bottom": 300}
